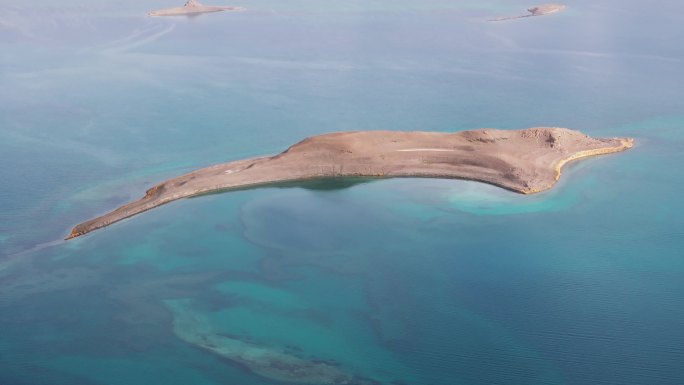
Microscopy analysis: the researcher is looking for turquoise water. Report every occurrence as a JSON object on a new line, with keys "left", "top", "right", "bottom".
{"left": 2, "top": 0, "right": 684, "bottom": 384}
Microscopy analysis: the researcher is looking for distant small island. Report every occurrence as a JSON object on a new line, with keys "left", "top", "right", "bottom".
{"left": 149, "top": 0, "right": 244, "bottom": 16}
{"left": 490, "top": 3, "right": 566, "bottom": 22}
{"left": 67, "top": 127, "right": 633, "bottom": 239}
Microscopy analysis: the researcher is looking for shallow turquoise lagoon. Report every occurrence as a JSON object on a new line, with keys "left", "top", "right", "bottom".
{"left": 2, "top": 0, "right": 684, "bottom": 384}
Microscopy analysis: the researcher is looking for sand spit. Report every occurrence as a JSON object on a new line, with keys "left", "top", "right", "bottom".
{"left": 149, "top": 0, "right": 244, "bottom": 16}
{"left": 490, "top": 3, "right": 566, "bottom": 21}
{"left": 67, "top": 128, "right": 633, "bottom": 239}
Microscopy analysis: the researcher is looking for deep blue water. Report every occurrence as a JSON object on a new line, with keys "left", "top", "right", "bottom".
{"left": 2, "top": 0, "right": 684, "bottom": 384}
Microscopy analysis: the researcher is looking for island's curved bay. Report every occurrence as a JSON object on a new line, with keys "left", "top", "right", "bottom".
{"left": 2, "top": 0, "right": 684, "bottom": 384}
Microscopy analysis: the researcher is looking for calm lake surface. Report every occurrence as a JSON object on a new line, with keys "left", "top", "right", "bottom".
{"left": 2, "top": 0, "right": 684, "bottom": 384}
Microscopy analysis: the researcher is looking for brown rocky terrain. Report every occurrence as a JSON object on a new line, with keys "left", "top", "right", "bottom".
{"left": 67, "top": 127, "right": 633, "bottom": 239}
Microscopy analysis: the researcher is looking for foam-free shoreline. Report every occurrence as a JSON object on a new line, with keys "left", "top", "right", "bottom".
{"left": 67, "top": 127, "right": 633, "bottom": 239}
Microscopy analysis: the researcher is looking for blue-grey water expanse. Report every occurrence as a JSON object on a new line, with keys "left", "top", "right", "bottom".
{"left": 2, "top": 0, "right": 684, "bottom": 384}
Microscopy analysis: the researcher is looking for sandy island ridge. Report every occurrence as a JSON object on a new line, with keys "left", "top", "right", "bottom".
{"left": 490, "top": 3, "right": 566, "bottom": 21}
{"left": 67, "top": 127, "right": 633, "bottom": 240}
{"left": 149, "top": 0, "right": 244, "bottom": 16}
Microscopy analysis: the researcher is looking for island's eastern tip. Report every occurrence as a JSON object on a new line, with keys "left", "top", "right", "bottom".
{"left": 489, "top": 3, "right": 566, "bottom": 22}
{"left": 149, "top": 0, "right": 244, "bottom": 16}
{"left": 66, "top": 127, "right": 633, "bottom": 240}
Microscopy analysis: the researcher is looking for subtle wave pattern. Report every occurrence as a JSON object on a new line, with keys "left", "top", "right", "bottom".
{"left": 2, "top": 0, "right": 684, "bottom": 384}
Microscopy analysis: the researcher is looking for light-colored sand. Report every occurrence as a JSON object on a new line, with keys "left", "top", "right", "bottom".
{"left": 149, "top": 0, "right": 244, "bottom": 16}
{"left": 397, "top": 148, "right": 460, "bottom": 152}
{"left": 490, "top": 3, "right": 566, "bottom": 21}
{"left": 66, "top": 127, "right": 633, "bottom": 239}
{"left": 528, "top": 4, "right": 566, "bottom": 16}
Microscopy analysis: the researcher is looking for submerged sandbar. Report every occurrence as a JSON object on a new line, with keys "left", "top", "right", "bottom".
{"left": 67, "top": 127, "right": 633, "bottom": 239}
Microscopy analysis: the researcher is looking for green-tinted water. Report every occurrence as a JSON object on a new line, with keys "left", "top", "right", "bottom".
{"left": 2, "top": 0, "right": 684, "bottom": 384}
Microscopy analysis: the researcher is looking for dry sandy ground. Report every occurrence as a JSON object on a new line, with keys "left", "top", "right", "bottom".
{"left": 67, "top": 127, "right": 633, "bottom": 239}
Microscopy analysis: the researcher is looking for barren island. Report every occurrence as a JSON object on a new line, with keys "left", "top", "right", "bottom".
{"left": 490, "top": 3, "right": 566, "bottom": 21}
{"left": 67, "top": 127, "right": 633, "bottom": 239}
{"left": 149, "top": 0, "right": 244, "bottom": 16}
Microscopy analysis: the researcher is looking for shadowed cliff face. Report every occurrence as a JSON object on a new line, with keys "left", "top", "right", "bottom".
{"left": 66, "top": 127, "right": 633, "bottom": 240}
